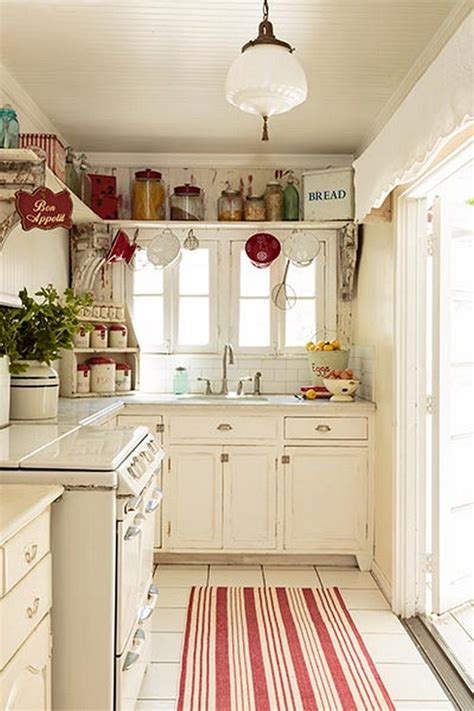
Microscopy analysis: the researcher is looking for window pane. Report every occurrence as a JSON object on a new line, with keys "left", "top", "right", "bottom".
{"left": 133, "top": 295, "right": 163, "bottom": 346}
{"left": 179, "top": 248, "right": 209, "bottom": 295}
{"left": 179, "top": 297, "right": 209, "bottom": 345}
{"left": 287, "top": 261, "right": 316, "bottom": 297}
{"left": 286, "top": 298, "right": 316, "bottom": 347}
{"left": 240, "top": 251, "right": 270, "bottom": 297}
{"left": 133, "top": 263, "right": 163, "bottom": 295}
{"left": 239, "top": 299, "right": 270, "bottom": 346}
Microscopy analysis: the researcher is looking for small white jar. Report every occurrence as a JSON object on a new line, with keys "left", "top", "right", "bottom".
{"left": 90, "top": 323, "right": 108, "bottom": 349}
{"left": 100, "top": 305, "right": 109, "bottom": 319}
{"left": 115, "top": 305, "right": 125, "bottom": 320}
{"left": 76, "top": 363, "right": 91, "bottom": 394}
{"left": 73, "top": 325, "right": 90, "bottom": 348}
{"left": 88, "top": 357, "right": 116, "bottom": 393}
{"left": 108, "top": 305, "right": 116, "bottom": 320}
{"left": 115, "top": 362, "right": 132, "bottom": 392}
{"left": 92, "top": 304, "right": 101, "bottom": 318}
{"left": 108, "top": 323, "right": 128, "bottom": 348}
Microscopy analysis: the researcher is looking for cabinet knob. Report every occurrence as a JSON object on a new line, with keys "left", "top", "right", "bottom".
{"left": 217, "top": 423, "right": 233, "bottom": 431}
{"left": 315, "top": 424, "right": 331, "bottom": 432}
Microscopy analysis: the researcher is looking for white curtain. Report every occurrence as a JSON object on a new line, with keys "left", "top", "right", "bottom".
{"left": 354, "top": 12, "right": 474, "bottom": 222}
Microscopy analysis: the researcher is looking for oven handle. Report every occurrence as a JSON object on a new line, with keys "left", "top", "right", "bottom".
{"left": 145, "top": 491, "right": 163, "bottom": 514}
{"left": 122, "top": 629, "right": 146, "bottom": 671}
{"left": 138, "top": 583, "right": 159, "bottom": 623}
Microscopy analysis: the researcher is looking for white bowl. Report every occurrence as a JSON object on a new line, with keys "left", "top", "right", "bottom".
{"left": 323, "top": 378, "right": 360, "bottom": 402}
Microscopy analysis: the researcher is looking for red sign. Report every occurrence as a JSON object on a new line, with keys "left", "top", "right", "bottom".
{"left": 15, "top": 186, "right": 73, "bottom": 231}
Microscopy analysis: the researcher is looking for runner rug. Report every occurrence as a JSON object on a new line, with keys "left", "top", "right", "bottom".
{"left": 176, "top": 586, "right": 395, "bottom": 711}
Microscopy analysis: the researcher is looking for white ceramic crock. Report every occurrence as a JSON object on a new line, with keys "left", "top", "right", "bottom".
{"left": 0, "top": 355, "right": 10, "bottom": 428}
{"left": 10, "top": 360, "right": 59, "bottom": 420}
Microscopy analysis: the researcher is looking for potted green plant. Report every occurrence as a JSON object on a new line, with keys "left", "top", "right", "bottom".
{"left": 0, "top": 309, "right": 20, "bottom": 426}
{"left": 0, "top": 285, "right": 91, "bottom": 420}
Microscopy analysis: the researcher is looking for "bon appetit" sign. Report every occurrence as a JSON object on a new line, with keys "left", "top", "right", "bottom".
{"left": 15, "top": 186, "right": 73, "bottom": 231}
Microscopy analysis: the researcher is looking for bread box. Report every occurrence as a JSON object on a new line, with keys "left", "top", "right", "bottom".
{"left": 303, "top": 167, "right": 354, "bottom": 221}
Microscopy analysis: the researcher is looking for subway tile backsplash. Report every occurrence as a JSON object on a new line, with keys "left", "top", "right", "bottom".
{"left": 139, "top": 345, "right": 375, "bottom": 401}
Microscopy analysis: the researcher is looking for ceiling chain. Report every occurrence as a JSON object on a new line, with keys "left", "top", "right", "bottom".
{"left": 262, "top": 0, "right": 269, "bottom": 21}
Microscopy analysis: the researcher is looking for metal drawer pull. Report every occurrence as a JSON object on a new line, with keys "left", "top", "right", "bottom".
{"left": 27, "top": 597, "right": 40, "bottom": 618}
{"left": 24, "top": 544, "right": 38, "bottom": 564}
{"left": 217, "top": 423, "right": 233, "bottom": 431}
{"left": 148, "top": 583, "right": 159, "bottom": 602}
{"left": 124, "top": 523, "right": 142, "bottom": 540}
{"left": 315, "top": 424, "right": 331, "bottom": 432}
{"left": 138, "top": 605, "right": 153, "bottom": 623}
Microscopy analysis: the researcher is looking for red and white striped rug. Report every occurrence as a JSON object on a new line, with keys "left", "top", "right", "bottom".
{"left": 177, "top": 586, "right": 395, "bottom": 711}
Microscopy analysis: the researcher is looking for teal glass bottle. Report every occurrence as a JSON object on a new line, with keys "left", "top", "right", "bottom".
{"left": 283, "top": 173, "right": 300, "bottom": 221}
{"left": 0, "top": 105, "right": 19, "bottom": 148}
{"left": 173, "top": 367, "right": 189, "bottom": 395}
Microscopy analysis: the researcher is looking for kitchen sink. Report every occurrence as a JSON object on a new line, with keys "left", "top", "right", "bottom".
{"left": 176, "top": 393, "right": 268, "bottom": 402}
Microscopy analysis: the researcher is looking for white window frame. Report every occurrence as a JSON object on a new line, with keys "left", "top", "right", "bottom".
{"left": 172, "top": 240, "right": 219, "bottom": 354}
{"left": 229, "top": 234, "right": 337, "bottom": 355}
{"left": 126, "top": 230, "right": 338, "bottom": 357}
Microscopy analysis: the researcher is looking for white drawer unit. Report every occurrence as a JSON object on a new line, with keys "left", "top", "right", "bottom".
{"left": 0, "top": 554, "right": 52, "bottom": 669}
{"left": 1, "top": 509, "right": 50, "bottom": 596}
{"left": 285, "top": 416, "right": 368, "bottom": 440}
{"left": 0, "top": 614, "right": 51, "bottom": 711}
{"left": 169, "top": 414, "right": 277, "bottom": 442}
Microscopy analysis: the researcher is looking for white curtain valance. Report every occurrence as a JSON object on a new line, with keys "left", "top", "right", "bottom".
{"left": 354, "top": 12, "right": 474, "bottom": 222}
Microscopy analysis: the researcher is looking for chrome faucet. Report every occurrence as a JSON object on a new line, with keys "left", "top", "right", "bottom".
{"left": 219, "top": 343, "right": 234, "bottom": 395}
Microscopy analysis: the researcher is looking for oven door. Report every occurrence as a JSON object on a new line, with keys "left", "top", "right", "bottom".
{"left": 141, "top": 477, "right": 162, "bottom": 596}
{"left": 116, "top": 615, "right": 151, "bottom": 711}
{"left": 116, "top": 502, "right": 145, "bottom": 654}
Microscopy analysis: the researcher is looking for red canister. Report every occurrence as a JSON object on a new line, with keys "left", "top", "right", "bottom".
{"left": 90, "top": 323, "right": 108, "bottom": 349}
{"left": 108, "top": 323, "right": 128, "bottom": 348}
{"left": 76, "top": 363, "right": 90, "bottom": 394}
{"left": 88, "top": 356, "right": 115, "bottom": 393}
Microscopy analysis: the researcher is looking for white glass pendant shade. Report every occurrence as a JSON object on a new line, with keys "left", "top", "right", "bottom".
{"left": 226, "top": 44, "right": 307, "bottom": 118}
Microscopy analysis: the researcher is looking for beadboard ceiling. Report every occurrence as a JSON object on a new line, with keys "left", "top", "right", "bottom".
{"left": 0, "top": 0, "right": 463, "bottom": 154}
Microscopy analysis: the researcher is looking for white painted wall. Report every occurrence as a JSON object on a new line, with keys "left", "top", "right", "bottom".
{"left": 352, "top": 221, "right": 395, "bottom": 588}
{"left": 0, "top": 224, "right": 69, "bottom": 296}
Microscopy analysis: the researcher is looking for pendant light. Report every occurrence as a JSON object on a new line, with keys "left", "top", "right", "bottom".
{"left": 225, "top": 0, "right": 308, "bottom": 141}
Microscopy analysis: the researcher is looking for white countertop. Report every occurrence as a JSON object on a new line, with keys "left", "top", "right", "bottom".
{"left": 0, "top": 484, "right": 63, "bottom": 545}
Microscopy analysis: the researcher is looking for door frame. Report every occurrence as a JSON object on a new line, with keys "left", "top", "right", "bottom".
{"left": 393, "top": 137, "right": 474, "bottom": 617}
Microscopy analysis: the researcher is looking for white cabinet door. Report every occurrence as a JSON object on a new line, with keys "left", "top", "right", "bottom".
{"left": 284, "top": 447, "right": 368, "bottom": 551}
{"left": 164, "top": 446, "right": 222, "bottom": 549}
{"left": 0, "top": 615, "right": 51, "bottom": 711}
{"left": 223, "top": 447, "right": 277, "bottom": 550}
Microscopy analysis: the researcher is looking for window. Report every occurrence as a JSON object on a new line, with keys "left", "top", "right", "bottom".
{"left": 129, "top": 233, "right": 336, "bottom": 355}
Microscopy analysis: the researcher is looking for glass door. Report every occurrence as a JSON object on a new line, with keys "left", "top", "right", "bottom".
{"left": 425, "top": 157, "right": 474, "bottom": 686}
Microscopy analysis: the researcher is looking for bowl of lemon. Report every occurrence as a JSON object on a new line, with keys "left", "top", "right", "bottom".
{"left": 305, "top": 338, "right": 349, "bottom": 386}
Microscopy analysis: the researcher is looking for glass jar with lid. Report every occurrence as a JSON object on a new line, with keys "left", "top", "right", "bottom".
{"left": 0, "top": 105, "right": 19, "bottom": 148}
{"left": 131, "top": 169, "right": 166, "bottom": 220}
{"left": 264, "top": 181, "right": 284, "bottom": 221}
{"left": 218, "top": 188, "right": 243, "bottom": 221}
{"left": 170, "top": 184, "right": 204, "bottom": 221}
{"left": 244, "top": 195, "right": 266, "bottom": 221}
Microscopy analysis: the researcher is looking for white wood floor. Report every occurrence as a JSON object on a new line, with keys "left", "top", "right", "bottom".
{"left": 136, "top": 565, "right": 455, "bottom": 710}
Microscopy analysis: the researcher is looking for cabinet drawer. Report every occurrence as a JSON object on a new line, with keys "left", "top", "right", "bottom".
{"left": 0, "top": 614, "right": 51, "bottom": 710}
{"left": 285, "top": 417, "right": 367, "bottom": 440}
{"left": 117, "top": 415, "right": 164, "bottom": 437}
{"left": 1, "top": 510, "right": 50, "bottom": 597}
{"left": 169, "top": 415, "right": 277, "bottom": 442}
{"left": 0, "top": 554, "right": 52, "bottom": 670}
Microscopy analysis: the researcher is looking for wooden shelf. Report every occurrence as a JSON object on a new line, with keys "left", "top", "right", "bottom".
{"left": 105, "top": 219, "right": 351, "bottom": 231}
{"left": 73, "top": 347, "right": 139, "bottom": 354}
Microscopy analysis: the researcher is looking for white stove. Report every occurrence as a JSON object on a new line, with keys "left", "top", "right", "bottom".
{"left": 0, "top": 424, "right": 164, "bottom": 711}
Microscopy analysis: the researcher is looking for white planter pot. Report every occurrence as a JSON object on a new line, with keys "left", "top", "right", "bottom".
{"left": 10, "top": 361, "right": 59, "bottom": 420}
{"left": 0, "top": 355, "right": 10, "bottom": 428}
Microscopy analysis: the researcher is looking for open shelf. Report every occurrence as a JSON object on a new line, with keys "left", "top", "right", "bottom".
{"left": 73, "top": 347, "right": 139, "bottom": 354}
{"left": 105, "top": 219, "right": 350, "bottom": 231}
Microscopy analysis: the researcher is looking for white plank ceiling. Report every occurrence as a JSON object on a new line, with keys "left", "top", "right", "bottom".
{"left": 0, "top": 0, "right": 461, "bottom": 154}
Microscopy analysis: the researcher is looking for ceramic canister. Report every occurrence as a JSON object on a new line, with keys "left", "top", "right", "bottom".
{"left": 115, "top": 362, "right": 132, "bottom": 392}
{"left": 108, "top": 323, "right": 128, "bottom": 348}
{"left": 76, "top": 363, "right": 91, "bottom": 394}
{"left": 90, "top": 323, "right": 108, "bottom": 349}
{"left": 88, "top": 356, "right": 115, "bottom": 393}
{"left": 73, "top": 325, "right": 90, "bottom": 348}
